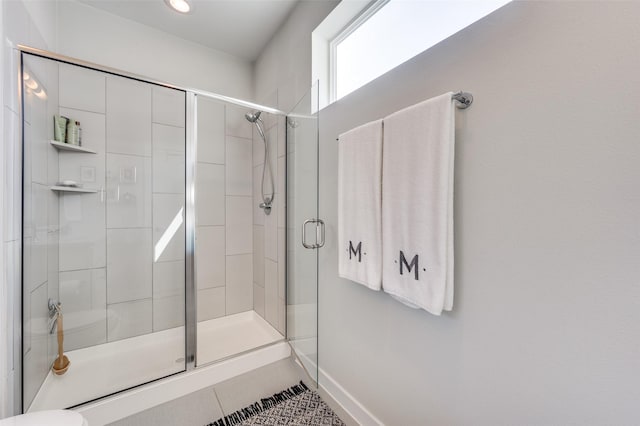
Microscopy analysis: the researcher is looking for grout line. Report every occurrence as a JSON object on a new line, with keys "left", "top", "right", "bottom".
{"left": 151, "top": 121, "right": 185, "bottom": 129}
{"left": 212, "top": 387, "right": 225, "bottom": 416}
{"left": 223, "top": 105, "right": 228, "bottom": 318}
{"left": 197, "top": 159, "right": 225, "bottom": 166}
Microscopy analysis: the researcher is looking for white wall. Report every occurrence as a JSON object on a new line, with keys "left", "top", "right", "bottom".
{"left": 56, "top": 0, "right": 253, "bottom": 101}
{"left": 254, "top": 0, "right": 339, "bottom": 111}
{"left": 256, "top": 1, "right": 640, "bottom": 424}
{"left": 316, "top": 2, "right": 640, "bottom": 424}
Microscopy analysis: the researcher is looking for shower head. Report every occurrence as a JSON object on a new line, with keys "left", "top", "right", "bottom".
{"left": 245, "top": 111, "right": 262, "bottom": 123}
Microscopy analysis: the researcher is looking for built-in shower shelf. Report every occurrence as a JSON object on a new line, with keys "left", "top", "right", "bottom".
{"left": 50, "top": 186, "right": 98, "bottom": 193}
{"left": 50, "top": 140, "right": 97, "bottom": 154}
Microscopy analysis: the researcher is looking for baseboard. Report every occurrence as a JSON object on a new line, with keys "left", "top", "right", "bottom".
{"left": 296, "top": 352, "right": 383, "bottom": 426}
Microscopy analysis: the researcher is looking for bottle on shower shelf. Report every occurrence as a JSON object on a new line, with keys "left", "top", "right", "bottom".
{"left": 66, "top": 120, "right": 81, "bottom": 145}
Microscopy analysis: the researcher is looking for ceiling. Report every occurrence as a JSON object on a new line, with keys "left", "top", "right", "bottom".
{"left": 77, "top": 0, "right": 299, "bottom": 61}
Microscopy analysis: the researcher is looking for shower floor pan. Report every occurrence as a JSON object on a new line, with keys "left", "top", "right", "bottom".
{"left": 28, "top": 311, "right": 284, "bottom": 412}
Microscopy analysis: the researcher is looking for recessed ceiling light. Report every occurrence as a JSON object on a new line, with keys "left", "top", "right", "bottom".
{"left": 165, "top": 0, "right": 191, "bottom": 14}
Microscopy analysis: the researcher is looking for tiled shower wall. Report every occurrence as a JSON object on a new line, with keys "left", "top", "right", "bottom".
{"left": 195, "top": 98, "right": 256, "bottom": 321}
{"left": 252, "top": 91, "right": 286, "bottom": 336}
{"left": 56, "top": 63, "right": 187, "bottom": 350}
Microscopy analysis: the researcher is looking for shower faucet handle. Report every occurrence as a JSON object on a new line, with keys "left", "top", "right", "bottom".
{"left": 48, "top": 298, "right": 61, "bottom": 316}
{"left": 48, "top": 299, "right": 62, "bottom": 334}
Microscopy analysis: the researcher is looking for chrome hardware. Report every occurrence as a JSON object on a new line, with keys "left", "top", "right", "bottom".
{"left": 259, "top": 198, "right": 272, "bottom": 215}
{"left": 452, "top": 91, "right": 473, "bottom": 109}
{"left": 302, "top": 219, "right": 325, "bottom": 249}
{"left": 48, "top": 299, "right": 61, "bottom": 334}
{"left": 316, "top": 219, "right": 325, "bottom": 248}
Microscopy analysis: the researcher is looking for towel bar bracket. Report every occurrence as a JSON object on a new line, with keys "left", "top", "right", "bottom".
{"left": 452, "top": 91, "right": 473, "bottom": 109}
{"left": 302, "top": 219, "right": 325, "bottom": 249}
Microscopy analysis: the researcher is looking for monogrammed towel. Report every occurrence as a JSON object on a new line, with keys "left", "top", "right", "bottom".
{"left": 381, "top": 93, "right": 455, "bottom": 314}
{"left": 338, "top": 119, "right": 383, "bottom": 290}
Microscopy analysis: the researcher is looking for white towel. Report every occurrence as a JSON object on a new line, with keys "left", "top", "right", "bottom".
{"left": 338, "top": 119, "right": 383, "bottom": 290}
{"left": 381, "top": 92, "right": 455, "bottom": 315}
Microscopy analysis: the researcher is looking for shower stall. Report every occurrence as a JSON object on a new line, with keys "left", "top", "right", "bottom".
{"left": 18, "top": 47, "right": 320, "bottom": 415}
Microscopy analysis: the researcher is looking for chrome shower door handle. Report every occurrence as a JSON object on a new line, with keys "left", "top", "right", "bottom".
{"left": 302, "top": 219, "right": 325, "bottom": 249}
{"left": 302, "top": 219, "right": 316, "bottom": 249}
{"left": 315, "top": 219, "right": 325, "bottom": 248}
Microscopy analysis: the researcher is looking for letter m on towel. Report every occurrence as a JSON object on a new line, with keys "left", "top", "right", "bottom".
{"left": 349, "top": 241, "right": 362, "bottom": 262}
{"left": 399, "top": 251, "right": 419, "bottom": 280}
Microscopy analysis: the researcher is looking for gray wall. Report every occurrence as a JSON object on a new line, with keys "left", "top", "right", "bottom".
{"left": 318, "top": 2, "right": 640, "bottom": 424}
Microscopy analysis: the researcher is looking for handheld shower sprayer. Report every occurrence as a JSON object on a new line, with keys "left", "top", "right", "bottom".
{"left": 246, "top": 110, "right": 274, "bottom": 215}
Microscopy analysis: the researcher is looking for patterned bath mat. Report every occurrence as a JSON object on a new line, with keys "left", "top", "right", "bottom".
{"left": 207, "top": 381, "right": 345, "bottom": 426}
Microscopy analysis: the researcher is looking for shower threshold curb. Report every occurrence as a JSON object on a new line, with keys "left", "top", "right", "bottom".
{"left": 76, "top": 342, "right": 291, "bottom": 426}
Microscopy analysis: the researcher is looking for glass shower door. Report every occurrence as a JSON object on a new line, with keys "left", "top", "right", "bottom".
{"left": 286, "top": 83, "right": 320, "bottom": 383}
{"left": 21, "top": 52, "right": 187, "bottom": 411}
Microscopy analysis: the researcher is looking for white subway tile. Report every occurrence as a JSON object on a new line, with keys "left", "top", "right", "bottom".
{"left": 153, "top": 123, "right": 185, "bottom": 194}
{"left": 106, "top": 75, "right": 151, "bottom": 156}
{"left": 152, "top": 194, "right": 185, "bottom": 263}
{"left": 278, "top": 228, "right": 286, "bottom": 300}
{"left": 106, "top": 228, "right": 152, "bottom": 304}
{"left": 153, "top": 260, "right": 185, "bottom": 330}
{"left": 106, "top": 153, "right": 152, "bottom": 228}
{"left": 153, "top": 295, "right": 185, "bottom": 331}
{"left": 47, "top": 231, "right": 59, "bottom": 300}
{"left": 253, "top": 165, "right": 264, "bottom": 226}
{"left": 277, "top": 117, "right": 286, "bottom": 158}
{"left": 197, "top": 287, "right": 225, "bottom": 322}
{"left": 59, "top": 268, "right": 107, "bottom": 351}
{"left": 25, "top": 184, "right": 48, "bottom": 291}
{"left": 225, "top": 136, "right": 252, "bottom": 196}
{"left": 226, "top": 254, "right": 253, "bottom": 315}
{"left": 59, "top": 63, "right": 106, "bottom": 114}
{"left": 277, "top": 156, "right": 286, "bottom": 228}
{"left": 152, "top": 86, "right": 185, "bottom": 128}
{"left": 277, "top": 298, "right": 286, "bottom": 336}
{"left": 225, "top": 197, "right": 252, "bottom": 255}
{"left": 196, "top": 163, "right": 224, "bottom": 226}
{"left": 253, "top": 226, "right": 264, "bottom": 288}
{"left": 28, "top": 88, "right": 48, "bottom": 185}
{"left": 265, "top": 259, "right": 278, "bottom": 328}
{"left": 264, "top": 200, "right": 277, "bottom": 262}
{"left": 253, "top": 129, "right": 263, "bottom": 167}
{"left": 253, "top": 283, "right": 265, "bottom": 319}
{"left": 196, "top": 226, "right": 225, "bottom": 289}
{"left": 225, "top": 105, "right": 252, "bottom": 139}
{"left": 59, "top": 191, "right": 106, "bottom": 271}
{"left": 153, "top": 260, "right": 185, "bottom": 298}
{"left": 23, "top": 283, "right": 49, "bottom": 409}
{"left": 107, "top": 299, "right": 152, "bottom": 342}
{"left": 197, "top": 98, "right": 225, "bottom": 164}
{"left": 267, "top": 126, "right": 277, "bottom": 170}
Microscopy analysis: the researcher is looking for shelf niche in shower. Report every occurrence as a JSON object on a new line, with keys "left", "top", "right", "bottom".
{"left": 50, "top": 140, "right": 98, "bottom": 154}
{"left": 49, "top": 186, "right": 98, "bottom": 193}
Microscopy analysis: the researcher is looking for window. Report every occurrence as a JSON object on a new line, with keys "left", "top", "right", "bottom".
{"left": 329, "top": 0, "right": 512, "bottom": 102}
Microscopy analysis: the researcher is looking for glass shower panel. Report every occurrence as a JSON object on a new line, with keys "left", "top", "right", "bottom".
{"left": 194, "top": 95, "right": 285, "bottom": 367}
{"left": 21, "top": 53, "right": 186, "bottom": 411}
{"left": 286, "top": 83, "right": 319, "bottom": 384}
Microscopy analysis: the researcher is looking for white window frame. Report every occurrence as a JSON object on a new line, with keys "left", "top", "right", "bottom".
{"left": 313, "top": 0, "right": 511, "bottom": 109}
{"left": 328, "top": 0, "right": 390, "bottom": 104}
{"left": 312, "top": 0, "right": 373, "bottom": 110}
